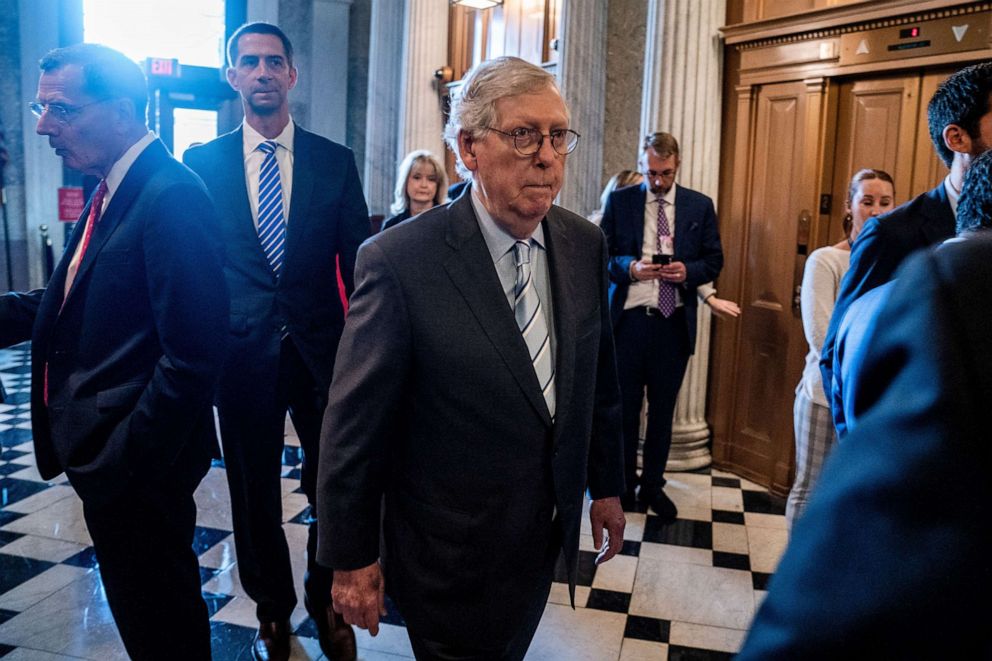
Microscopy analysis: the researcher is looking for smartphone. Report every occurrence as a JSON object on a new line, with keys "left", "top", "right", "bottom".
{"left": 652, "top": 254, "right": 672, "bottom": 265}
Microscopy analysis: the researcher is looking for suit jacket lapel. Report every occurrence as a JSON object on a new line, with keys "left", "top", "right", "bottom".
{"left": 442, "top": 194, "right": 554, "bottom": 427}
{"left": 286, "top": 123, "right": 313, "bottom": 274}
{"left": 66, "top": 139, "right": 167, "bottom": 306}
{"left": 215, "top": 128, "right": 266, "bottom": 263}
{"left": 545, "top": 211, "right": 575, "bottom": 440}
{"left": 633, "top": 183, "right": 648, "bottom": 251}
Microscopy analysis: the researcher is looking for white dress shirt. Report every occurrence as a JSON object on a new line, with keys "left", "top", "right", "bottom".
{"left": 243, "top": 119, "right": 295, "bottom": 227}
{"left": 625, "top": 183, "right": 683, "bottom": 309}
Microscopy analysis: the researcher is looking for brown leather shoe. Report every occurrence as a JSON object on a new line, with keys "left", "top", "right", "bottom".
{"left": 252, "top": 620, "right": 291, "bottom": 661}
{"left": 305, "top": 594, "right": 357, "bottom": 661}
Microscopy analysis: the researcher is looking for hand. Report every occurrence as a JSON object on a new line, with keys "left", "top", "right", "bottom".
{"left": 589, "top": 496, "right": 625, "bottom": 565}
{"left": 659, "top": 260, "right": 687, "bottom": 284}
{"left": 707, "top": 296, "right": 741, "bottom": 318}
{"left": 630, "top": 259, "right": 664, "bottom": 281}
{"left": 332, "top": 562, "right": 387, "bottom": 636}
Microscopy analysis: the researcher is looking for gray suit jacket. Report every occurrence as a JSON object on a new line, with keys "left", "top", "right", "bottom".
{"left": 316, "top": 190, "right": 624, "bottom": 645}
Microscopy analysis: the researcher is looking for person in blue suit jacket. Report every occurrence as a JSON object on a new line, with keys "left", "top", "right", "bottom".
{"left": 600, "top": 132, "right": 723, "bottom": 519}
{"left": 820, "top": 62, "right": 992, "bottom": 410}
{"left": 737, "top": 158, "right": 992, "bottom": 658}
{"left": 183, "top": 22, "right": 369, "bottom": 661}
{"left": 0, "top": 44, "right": 228, "bottom": 659}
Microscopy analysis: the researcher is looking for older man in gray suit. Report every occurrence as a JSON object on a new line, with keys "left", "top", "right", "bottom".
{"left": 316, "top": 56, "right": 626, "bottom": 659}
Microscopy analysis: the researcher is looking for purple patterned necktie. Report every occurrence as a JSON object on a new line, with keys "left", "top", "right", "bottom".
{"left": 656, "top": 199, "right": 676, "bottom": 317}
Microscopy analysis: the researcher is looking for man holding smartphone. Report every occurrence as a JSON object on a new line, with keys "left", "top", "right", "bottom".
{"left": 600, "top": 132, "right": 724, "bottom": 520}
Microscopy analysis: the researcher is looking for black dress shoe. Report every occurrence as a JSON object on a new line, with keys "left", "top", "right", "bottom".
{"left": 643, "top": 489, "right": 678, "bottom": 522}
{"left": 252, "top": 620, "right": 291, "bottom": 661}
{"left": 305, "top": 593, "right": 357, "bottom": 661}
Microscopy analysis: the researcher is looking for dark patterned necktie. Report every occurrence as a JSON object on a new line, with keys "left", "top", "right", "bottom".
{"left": 656, "top": 200, "right": 676, "bottom": 317}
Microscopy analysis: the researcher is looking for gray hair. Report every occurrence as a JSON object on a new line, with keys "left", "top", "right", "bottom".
{"left": 390, "top": 149, "right": 448, "bottom": 215}
{"left": 443, "top": 56, "right": 566, "bottom": 181}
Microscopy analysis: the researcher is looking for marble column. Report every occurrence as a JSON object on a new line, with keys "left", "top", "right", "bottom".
{"left": 307, "top": 0, "right": 353, "bottom": 144}
{"left": 15, "top": 0, "right": 62, "bottom": 289}
{"left": 556, "top": 0, "right": 608, "bottom": 217}
{"left": 641, "top": 0, "right": 726, "bottom": 470}
{"left": 362, "top": 0, "right": 406, "bottom": 216}
{"left": 397, "top": 0, "right": 448, "bottom": 167}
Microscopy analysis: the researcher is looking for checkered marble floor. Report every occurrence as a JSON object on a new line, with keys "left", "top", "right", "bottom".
{"left": 0, "top": 343, "right": 788, "bottom": 660}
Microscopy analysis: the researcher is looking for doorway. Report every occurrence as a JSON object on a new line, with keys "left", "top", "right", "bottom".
{"left": 714, "top": 67, "right": 952, "bottom": 494}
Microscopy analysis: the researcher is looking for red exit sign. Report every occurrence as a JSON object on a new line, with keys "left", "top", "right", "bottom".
{"left": 146, "top": 57, "right": 180, "bottom": 77}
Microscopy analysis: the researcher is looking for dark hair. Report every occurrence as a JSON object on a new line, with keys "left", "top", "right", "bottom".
{"left": 227, "top": 22, "right": 294, "bottom": 68}
{"left": 957, "top": 150, "right": 992, "bottom": 234}
{"left": 39, "top": 43, "right": 148, "bottom": 124}
{"left": 842, "top": 168, "right": 895, "bottom": 237}
{"left": 642, "top": 132, "right": 680, "bottom": 160}
{"left": 927, "top": 62, "right": 992, "bottom": 168}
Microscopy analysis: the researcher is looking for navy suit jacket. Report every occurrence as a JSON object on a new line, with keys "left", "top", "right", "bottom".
{"left": 600, "top": 182, "right": 723, "bottom": 353}
{"left": 184, "top": 125, "right": 369, "bottom": 408}
{"left": 0, "top": 139, "right": 228, "bottom": 504}
{"left": 316, "top": 191, "right": 624, "bottom": 646}
{"left": 820, "top": 183, "right": 955, "bottom": 403}
{"left": 738, "top": 234, "right": 992, "bottom": 659}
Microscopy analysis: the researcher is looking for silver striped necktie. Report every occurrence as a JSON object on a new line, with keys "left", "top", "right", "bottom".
{"left": 257, "top": 140, "right": 286, "bottom": 278}
{"left": 513, "top": 240, "right": 556, "bottom": 419}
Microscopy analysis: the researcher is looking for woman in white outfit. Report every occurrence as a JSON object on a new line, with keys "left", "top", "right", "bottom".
{"left": 785, "top": 168, "right": 895, "bottom": 527}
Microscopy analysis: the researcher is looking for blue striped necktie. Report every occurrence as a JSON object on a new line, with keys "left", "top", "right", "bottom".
{"left": 513, "top": 240, "right": 556, "bottom": 419}
{"left": 257, "top": 140, "right": 286, "bottom": 277}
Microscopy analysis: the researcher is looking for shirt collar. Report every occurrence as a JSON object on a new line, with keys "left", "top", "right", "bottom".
{"left": 944, "top": 174, "right": 960, "bottom": 216}
{"left": 649, "top": 182, "right": 677, "bottom": 207}
{"left": 104, "top": 131, "right": 156, "bottom": 198}
{"left": 470, "top": 186, "right": 546, "bottom": 264}
{"left": 242, "top": 118, "right": 296, "bottom": 157}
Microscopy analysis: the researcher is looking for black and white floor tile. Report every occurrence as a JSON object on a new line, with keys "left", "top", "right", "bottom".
{"left": 0, "top": 343, "right": 788, "bottom": 660}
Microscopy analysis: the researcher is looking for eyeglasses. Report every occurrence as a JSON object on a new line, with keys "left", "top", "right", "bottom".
{"left": 486, "top": 127, "right": 580, "bottom": 156}
{"left": 28, "top": 99, "right": 109, "bottom": 125}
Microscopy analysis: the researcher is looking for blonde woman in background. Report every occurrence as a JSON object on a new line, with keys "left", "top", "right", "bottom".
{"left": 382, "top": 150, "right": 447, "bottom": 231}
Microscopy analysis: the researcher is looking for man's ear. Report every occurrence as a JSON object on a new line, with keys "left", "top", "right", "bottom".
{"left": 943, "top": 123, "right": 972, "bottom": 156}
{"left": 458, "top": 131, "right": 479, "bottom": 172}
{"left": 225, "top": 66, "right": 238, "bottom": 91}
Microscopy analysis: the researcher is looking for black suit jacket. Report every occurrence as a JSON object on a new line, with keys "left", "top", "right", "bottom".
{"left": 738, "top": 234, "right": 992, "bottom": 659}
{"left": 0, "top": 139, "right": 228, "bottom": 504}
{"left": 820, "top": 183, "right": 955, "bottom": 401}
{"left": 600, "top": 182, "right": 723, "bottom": 353}
{"left": 183, "top": 125, "right": 369, "bottom": 405}
{"left": 316, "top": 192, "right": 624, "bottom": 645}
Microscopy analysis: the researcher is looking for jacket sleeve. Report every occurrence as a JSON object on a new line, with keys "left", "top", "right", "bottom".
{"left": 316, "top": 239, "right": 411, "bottom": 570}
{"left": 109, "top": 181, "right": 229, "bottom": 480}
{"left": 820, "top": 216, "right": 897, "bottom": 403}
{"left": 586, "top": 234, "right": 625, "bottom": 499}
{"left": 0, "top": 290, "right": 44, "bottom": 348}
{"left": 335, "top": 152, "right": 371, "bottom": 298}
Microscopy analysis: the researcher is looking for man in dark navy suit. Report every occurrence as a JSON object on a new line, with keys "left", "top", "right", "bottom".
{"left": 820, "top": 62, "right": 992, "bottom": 412}
{"left": 0, "top": 44, "right": 227, "bottom": 659}
{"left": 184, "top": 21, "right": 368, "bottom": 661}
{"left": 737, "top": 153, "right": 992, "bottom": 660}
{"left": 600, "top": 132, "right": 723, "bottom": 519}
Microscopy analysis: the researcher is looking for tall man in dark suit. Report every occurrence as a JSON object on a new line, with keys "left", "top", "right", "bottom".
{"left": 737, "top": 159, "right": 992, "bottom": 659}
{"left": 820, "top": 62, "right": 992, "bottom": 409}
{"left": 0, "top": 44, "right": 227, "bottom": 659}
{"left": 316, "top": 56, "right": 626, "bottom": 660}
{"left": 184, "top": 22, "right": 369, "bottom": 661}
{"left": 600, "top": 133, "right": 723, "bottom": 519}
